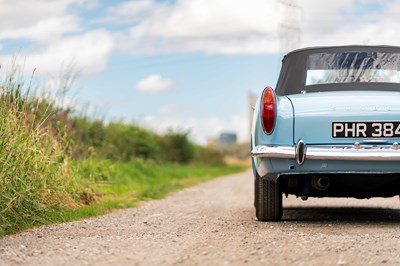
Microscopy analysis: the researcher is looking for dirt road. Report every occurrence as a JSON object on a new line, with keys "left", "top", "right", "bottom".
{"left": 1, "top": 170, "right": 400, "bottom": 265}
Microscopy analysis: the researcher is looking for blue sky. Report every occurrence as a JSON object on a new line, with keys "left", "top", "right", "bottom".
{"left": 0, "top": 0, "right": 398, "bottom": 143}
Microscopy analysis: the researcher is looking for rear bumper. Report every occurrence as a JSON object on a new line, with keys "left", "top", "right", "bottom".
{"left": 252, "top": 140, "right": 400, "bottom": 165}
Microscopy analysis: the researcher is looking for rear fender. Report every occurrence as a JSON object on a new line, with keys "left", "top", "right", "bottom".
{"left": 252, "top": 94, "right": 294, "bottom": 177}
{"left": 252, "top": 96, "right": 294, "bottom": 147}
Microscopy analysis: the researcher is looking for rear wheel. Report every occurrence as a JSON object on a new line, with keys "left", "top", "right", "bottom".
{"left": 255, "top": 175, "right": 282, "bottom": 221}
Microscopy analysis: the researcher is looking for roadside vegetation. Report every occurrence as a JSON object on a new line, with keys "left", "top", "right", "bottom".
{"left": 0, "top": 64, "right": 247, "bottom": 236}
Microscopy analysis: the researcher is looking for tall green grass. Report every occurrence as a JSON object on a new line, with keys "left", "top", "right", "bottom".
{"left": 0, "top": 65, "right": 78, "bottom": 235}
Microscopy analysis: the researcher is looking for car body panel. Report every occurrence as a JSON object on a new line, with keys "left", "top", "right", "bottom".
{"left": 251, "top": 45, "right": 400, "bottom": 201}
{"left": 288, "top": 90, "right": 400, "bottom": 145}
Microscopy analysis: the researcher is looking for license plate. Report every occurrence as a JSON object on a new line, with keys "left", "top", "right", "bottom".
{"left": 332, "top": 122, "right": 400, "bottom": 138}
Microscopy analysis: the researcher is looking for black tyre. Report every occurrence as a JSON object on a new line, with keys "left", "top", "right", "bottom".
{"left": 255, "top": 175, "right": 283, "bottom": 221}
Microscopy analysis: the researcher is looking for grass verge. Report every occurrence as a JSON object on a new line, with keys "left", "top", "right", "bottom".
{"left": 67, "top": 159, "right": 247, "bottom": 214}
{"left": 2, "top": 160, "right": 247, "bottom": 236}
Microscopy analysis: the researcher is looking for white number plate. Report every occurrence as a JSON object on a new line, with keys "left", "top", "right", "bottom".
{"left": 332, "top": 122, "right": 400, "bottom": 138}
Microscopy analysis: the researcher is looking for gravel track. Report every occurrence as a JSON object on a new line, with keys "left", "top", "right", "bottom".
{"left": 1, "top": 170, "right": 400, "bottom": 265}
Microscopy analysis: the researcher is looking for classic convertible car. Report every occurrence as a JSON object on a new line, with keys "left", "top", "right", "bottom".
{"left": 251, "top": 45, "right": 400, "bottom": 221}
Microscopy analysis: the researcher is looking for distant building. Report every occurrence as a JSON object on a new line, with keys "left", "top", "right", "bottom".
{"left": 219, "top": 132, "right": 237, "bottom": 146}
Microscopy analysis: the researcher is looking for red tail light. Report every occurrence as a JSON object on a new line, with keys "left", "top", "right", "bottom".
{"left": 261, "top": 87, "right": 276, "bottom": 134}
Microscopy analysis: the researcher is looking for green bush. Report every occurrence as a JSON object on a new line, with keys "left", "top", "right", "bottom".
{"left": 193, "top": 146, "right": 225, "bottom": 166}
{"left": 160, "top": 130, "right": 194, "bottom": 163}
{"left": 70, "top": 119, "right": 199, "bottom": 164}
{"left": 71, "top": 117, "right": 106, "bottom": 158}
{"left": 102, "top": 123, "right": 160, "bottom": 161}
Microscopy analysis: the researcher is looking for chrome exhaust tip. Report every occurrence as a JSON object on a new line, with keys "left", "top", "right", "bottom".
{"left": 311, "top": 176, "right": 331, "bottom": 191}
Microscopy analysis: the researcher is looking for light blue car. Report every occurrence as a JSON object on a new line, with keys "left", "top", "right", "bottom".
{"left": 251, "top": 45, "right": 400, "bottom": 221}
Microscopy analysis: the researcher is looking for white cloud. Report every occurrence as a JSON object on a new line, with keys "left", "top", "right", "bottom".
{"left": 135, "top": 74, "right": 173, "bottom": 93}
{"left": 0, "top": 0, "right": 85, "bottom": 41}
{"left": 159, "top": 104, "right": 180, "bottom": 115}
{"left": 0, "top": 16, "right": 81, "bottom": 42}
{"left": 0, "top": 30, "right": 114, "bottom": 77}
{"left": 115, "top": 0, "right": 281, "bottom": 55}
{"left": 140, "top": 0, "right": 278, "bottom": 38}
{"left": 111, "top": 0, "right": 400, "bottom": 55}
{"left": 0, "top": 0, "right": 114, "bottom": 77}
{"left": 98, "top": 0, "right": 154, "bottom": 24}
{"left": 295, "top": 0, "right": 400, "bottom": 49}
{"left": 81, "top": 0, "right": 100, "bottom": 10}
{"left": 301, "top": 0, "right": 353, "bottom": 32}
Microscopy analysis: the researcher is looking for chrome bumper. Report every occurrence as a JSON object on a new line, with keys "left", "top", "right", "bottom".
{"left": 251, "top": 140, "right": 400, "bottom": 165}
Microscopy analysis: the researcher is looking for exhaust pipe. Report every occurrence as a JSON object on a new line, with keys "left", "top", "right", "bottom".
{"left": 311, "top": 176, "right": 331, "bottom": 191}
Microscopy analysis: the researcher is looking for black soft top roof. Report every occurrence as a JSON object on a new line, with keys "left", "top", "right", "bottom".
{"left": 275, "top": 45, "right": 400, "bottom": 96}
{"left": 285, "top": 45, "right": 400, "bottom": 57}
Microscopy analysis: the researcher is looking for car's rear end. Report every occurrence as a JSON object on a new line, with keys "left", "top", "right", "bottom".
{"left": 251, "top": 45, "right": 400, "bottom": 221}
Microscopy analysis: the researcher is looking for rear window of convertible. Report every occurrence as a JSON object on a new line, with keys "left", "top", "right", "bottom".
{"left": 306, "top": 52, "right": 400, "bottom": 86}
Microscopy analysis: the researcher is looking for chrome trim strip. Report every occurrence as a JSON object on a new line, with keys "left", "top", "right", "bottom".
{"left": 251, "top": 145, "right": 295, "bottom": 159}
{"left": 362, "top": 139, "right": 388, "bottom": 143}
{"left": 251, "top": 145, "right": 400, "bottom": 161}
{"left": 305, "top": 147, "right": 400, "bottom": 161}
